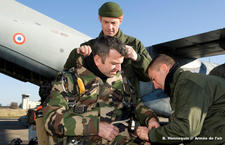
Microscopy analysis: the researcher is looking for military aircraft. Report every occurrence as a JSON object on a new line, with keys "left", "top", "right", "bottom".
{"left": 0, "top": 0, "right": 91, "bottom": 86}
{"left": 1, "top": 0, "right": 224, "bottom": 88}
{"left": 0, "top": 0, "right": 224, "bottom": 94}
{"left": 1, "top": 0, "right": 225, "bottom": 107}
{"left": 1, "top": 0, "right": 225, "bottom": 143}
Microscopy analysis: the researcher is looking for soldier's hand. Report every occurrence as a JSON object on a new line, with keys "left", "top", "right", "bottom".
{"left": 148, "top": 117, "right": 160, "bottom": 130}
{"left": 98, "top": 122, "right": 119, "bottom": 142}
{"left": 76, "top": 45, "right": 92, "bottom": 57}
{"left": 136, "top": 126, "right": 149, "bottom": 141}
{"left": 144, "top": 142, "right": 151, "bottom": 145}
{"left": 125, "top": 45, "right": 138, "bottom": 61}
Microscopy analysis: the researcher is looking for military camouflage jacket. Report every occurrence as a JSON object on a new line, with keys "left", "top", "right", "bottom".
{"left": 64, "top": 29, "right": 152, "bottom": 104}
{"left": 44, "top": 57, "right": 157, "bottom": 144}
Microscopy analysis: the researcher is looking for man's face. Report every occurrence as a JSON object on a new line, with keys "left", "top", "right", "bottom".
{"left": 95, "top": 49, "right": 124, "bottom": 78}
{"left": 99, "top": 16, "right": 121, "bottom": 36}
{"left": 148, "top": 65, "right": 167, "bottom": 90}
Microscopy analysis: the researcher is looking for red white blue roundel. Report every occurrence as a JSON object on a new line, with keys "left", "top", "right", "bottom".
{"left": 13, "top": 33, "right": 26, "bottom": 45}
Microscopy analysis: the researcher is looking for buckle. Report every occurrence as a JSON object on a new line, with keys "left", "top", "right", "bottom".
{"left": 73, "top": 105, "right": 87, "bottom": 114}
{"left": 68, "top": 101, "right": 76, "bottom": 108}
{"left": 67, "top": 137, "right": 80, "bottom": 145}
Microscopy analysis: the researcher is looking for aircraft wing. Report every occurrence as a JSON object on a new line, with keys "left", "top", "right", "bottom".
{"left": 148, "top": 28, "right": 225, "bottom": 59}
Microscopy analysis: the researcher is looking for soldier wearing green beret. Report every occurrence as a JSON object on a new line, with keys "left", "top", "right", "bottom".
{"left": 64, "top": 2, "right": 152, "bottom": 104}
{"left": 43, "top": 36, "right": 158, "bottom": 145}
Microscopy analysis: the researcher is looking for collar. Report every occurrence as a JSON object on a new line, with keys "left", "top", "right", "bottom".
{"left": 83, "top": 54, "right": 108, "bottom": 81}
{"left": 164, "top": 63, "right": 180, "bottom": 96}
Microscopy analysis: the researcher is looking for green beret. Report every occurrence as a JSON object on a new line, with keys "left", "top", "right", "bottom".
{"left": 98, "top": 2, "right": 123, "bottom": 18}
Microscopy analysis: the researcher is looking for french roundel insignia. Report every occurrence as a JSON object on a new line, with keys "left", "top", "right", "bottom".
{"left": 13, "top": 33, "right": 26, "bottom": 45}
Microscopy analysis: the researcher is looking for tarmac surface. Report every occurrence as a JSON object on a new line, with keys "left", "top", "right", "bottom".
{"left": 0, "top": 119, "right": 29, "bottom": 145}
{"left": 0, "top": 117, "right": 169, "bottom": 145}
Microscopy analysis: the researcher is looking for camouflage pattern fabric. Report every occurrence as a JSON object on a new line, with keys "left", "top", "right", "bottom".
{"left": 43, "top": 57, "right": 157, "bottom": 145}
{"left": 64, "top": 29, "right": 152, "bottom": 104}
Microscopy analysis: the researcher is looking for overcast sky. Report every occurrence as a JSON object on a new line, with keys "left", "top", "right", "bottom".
{"left": 0, "top": 0, "right": 225, "bottom": 106}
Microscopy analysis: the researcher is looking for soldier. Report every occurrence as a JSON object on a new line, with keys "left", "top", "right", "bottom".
{"left": 209, "top": 63, "right": 225, "bottom": 79}
{"left": 137, "top": 54, "right": 225, "bottom": 145}
{"left": 43, "top": 36, "right": 159, "bottom": 145}
{"left": 64, "top": 2, "right": 152, "bottom": 104}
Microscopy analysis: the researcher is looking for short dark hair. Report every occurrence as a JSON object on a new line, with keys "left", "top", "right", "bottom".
{"left": 93, "top": 36, "right": 127, "bottom": 63}
{"left": 148, "top": 54, "right": 175, "bottom": 70}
